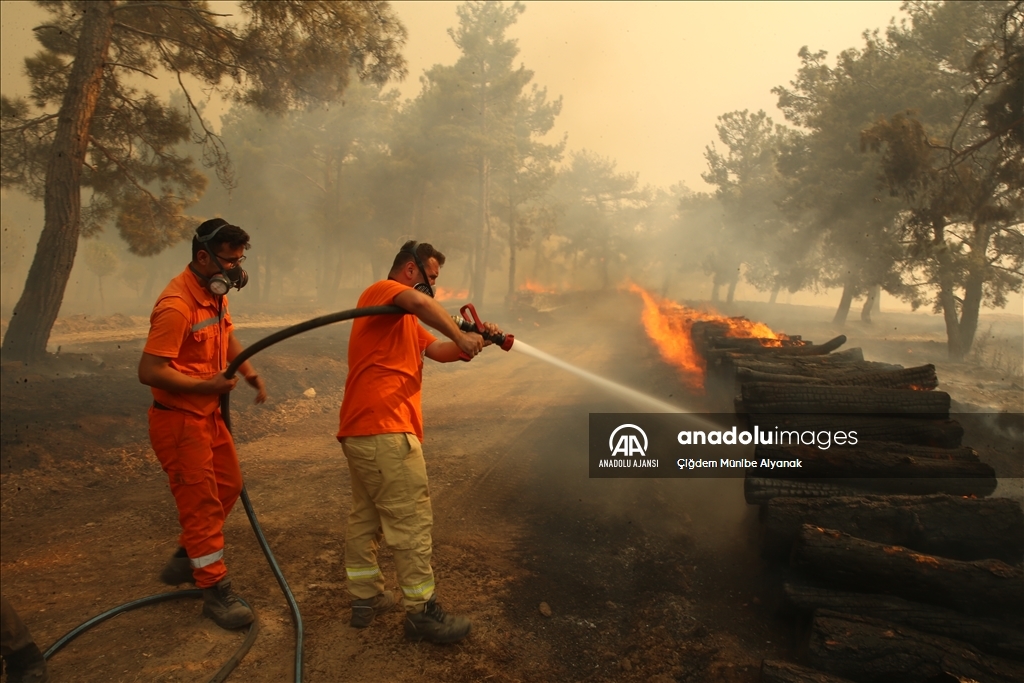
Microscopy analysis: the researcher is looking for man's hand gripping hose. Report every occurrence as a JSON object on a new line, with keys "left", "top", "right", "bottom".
{"left": 452, "top": 303, "right": 514, "bottom": 361}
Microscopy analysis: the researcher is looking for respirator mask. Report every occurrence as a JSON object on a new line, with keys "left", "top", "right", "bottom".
{"left": 402, "top": 241, "right": 434, "bottom": 298}
{"left": 192, "top": 224, "right": 248, "bottom": 296}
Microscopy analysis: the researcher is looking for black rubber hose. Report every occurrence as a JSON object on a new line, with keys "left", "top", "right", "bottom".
{"left": 43, "top": 591, "right": 259, "bottom": 683}
{"left": 221, "top": 304, "right": 405, "bottom": 683}
{"left": 223, "top": 305, "right": 405, "bottom": 382}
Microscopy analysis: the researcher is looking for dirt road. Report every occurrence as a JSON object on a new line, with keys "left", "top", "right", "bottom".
{"left": 2, "top": 293, "right": 1018, "bottom": 682}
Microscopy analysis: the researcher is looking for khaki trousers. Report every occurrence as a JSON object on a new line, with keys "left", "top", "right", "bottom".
{"left": 341, "top": 433, "right": 435, "bottom": 611}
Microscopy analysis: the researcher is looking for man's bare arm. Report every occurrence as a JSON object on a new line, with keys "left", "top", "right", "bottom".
{"left": 393, "top": 289, "right": 484, "bottom": 358}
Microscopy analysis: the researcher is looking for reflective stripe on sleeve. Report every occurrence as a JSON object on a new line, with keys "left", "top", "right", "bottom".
{"left": 190, "top": 549, "right": 224, "bottom": 569}
{"left": 346, "top": 565, "right": 381, "bottom": 581}
{"left": 400, "top": 577, "right": 435, "bottom": 599}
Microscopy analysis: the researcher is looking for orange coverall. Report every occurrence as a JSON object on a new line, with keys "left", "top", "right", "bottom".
{"left": 144, "top": 267, "right": 243, "bottom": 588}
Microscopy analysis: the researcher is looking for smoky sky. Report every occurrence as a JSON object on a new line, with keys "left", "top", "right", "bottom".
{"left": 2, "top": 0, "right": 904, "bottom": 192}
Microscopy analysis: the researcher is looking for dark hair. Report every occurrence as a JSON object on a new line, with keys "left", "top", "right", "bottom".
{"left": 192, "top": 218, "right": 251, "bottom": 261}
{"left": 389, "top": 240, "right": 446, "bottom": 274}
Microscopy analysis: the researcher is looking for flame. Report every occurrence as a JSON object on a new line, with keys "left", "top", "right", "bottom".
{"left": 626, "top": 283, "right": 794, "bottom": 391}
{"left": 435, "top": 287, "right": 468, "bottom": 301}
{"left": 520, "top": 279, "right": 557, "bottom": 294}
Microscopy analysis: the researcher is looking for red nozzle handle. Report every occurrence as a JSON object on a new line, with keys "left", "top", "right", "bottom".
{"left": 459, "top": 303, "right": 485, "bottom": 333}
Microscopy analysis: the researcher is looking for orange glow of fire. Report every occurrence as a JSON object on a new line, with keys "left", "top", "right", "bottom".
{"left": 520, "top": 279, "right": 557, "bottom": 294}
{"left": 626, "top": 283, "right": 794, "bottom": 391}
{"left": 435, "top": 287, "right": 469, "bottom": 301}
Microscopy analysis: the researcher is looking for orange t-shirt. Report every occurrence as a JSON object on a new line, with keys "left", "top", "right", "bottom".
{"left": 143, "top": 266, "right": 234, "bottom": 416}
{"left": 337, "top": 280, "right": 437, "bottom": 441}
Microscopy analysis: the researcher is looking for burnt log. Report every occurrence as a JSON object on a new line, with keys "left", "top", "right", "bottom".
{"left": 791, "top": 525, "right": 1024, "bottom": 618}
{"left": 739, "top": 384, "right": 950, "bottom": 415}
{"left": 729, "top": 358, "right": 901, "bottom": 376}
{"left": 744, "top": 444, "right": 996, "bottom": 498}
{"left": 744, "top": 475, "right": 995, "bottom": 504}
{"left": 708, "top": 349, "right": 874, "bottom": 389}
{"left": 761, "top": 334, "right": 846, "bottom": 356}
{"left": 710, "top": 336, "right": 809, "bottom": 350}
{"left": 784, "top": 583, "right": 1024, "bottom": 660}
{"left": 745, "top": 478, "right": 864, "bottom": 504}
{"left": 728, "top": 350, "right": 879, "bottom": 372}
{"left": 760, "top": 660, "right": 856, "bottom": 683}
{"left": 807, "top": 611, "right": 1024, "bottom": 682}
{"left": 762, "top": 494, "right": 1023, "bottom": 563}
{"left": 745, "top": 414, "right": 963, "bottom": 448}
{"left": 707, "top": 335, "right": 846, "bottom": 363}
{"left": 737, "top": 365, "right": 938, "bottom": 391}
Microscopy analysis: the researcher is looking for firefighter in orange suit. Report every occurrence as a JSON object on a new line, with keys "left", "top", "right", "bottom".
{"left": 139, "top": 218, "right": 266, "bottom": 630}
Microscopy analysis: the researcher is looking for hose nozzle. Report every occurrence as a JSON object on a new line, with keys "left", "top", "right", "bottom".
{"left": 452, "top": 304, "right": 514, "bottom": 353}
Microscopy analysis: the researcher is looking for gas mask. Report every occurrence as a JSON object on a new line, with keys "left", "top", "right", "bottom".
{"left": 402, "top": 242, "right": 435, "bottom": 298}
{"left": 192, "top": 224, "right": 248, "bottom": 296}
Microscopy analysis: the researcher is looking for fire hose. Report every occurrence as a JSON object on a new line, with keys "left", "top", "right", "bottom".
{"left": 42, "top": 303, "right": 511, "bottom": 683}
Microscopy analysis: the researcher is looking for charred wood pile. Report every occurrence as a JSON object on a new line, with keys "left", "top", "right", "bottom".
{"left": 689, "top": 318, "right": 1024, "bottom": 683}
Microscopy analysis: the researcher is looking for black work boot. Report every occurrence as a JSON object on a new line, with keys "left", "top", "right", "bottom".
{"left": 351, "top": 590, "right": 397, "bottom": 628}
{"left": 404, "top": 597, "right": 471, "bottom": 643}
{"left": 159, "top": 547, "right": 195, "bottom": 586}
{"left": 3, "top": 642, "right": 49, "bottom": 683}
{"left": 201, "top": 579, "right": 254, "bottom": 629}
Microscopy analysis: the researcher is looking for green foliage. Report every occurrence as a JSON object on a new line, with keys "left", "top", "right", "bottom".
{"left": 860, "top": 1, "right": 1022, "bottom": 357}
{"left": 552, "top": 150, "right": 651, "bottom": 289}
{"left": 701, "top": 109, "right": 805, "bottom": 302}
{"left": 0, "top": 0, "right": 408, "bottom": 257}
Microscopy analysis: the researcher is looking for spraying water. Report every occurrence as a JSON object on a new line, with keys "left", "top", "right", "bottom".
{"left": 511, "top": 340, "right": 718, "bottom": 429}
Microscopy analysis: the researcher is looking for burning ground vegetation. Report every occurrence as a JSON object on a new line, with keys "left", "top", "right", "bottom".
{"left": 0, "top": 288, "right": 1021, "bottom": 683}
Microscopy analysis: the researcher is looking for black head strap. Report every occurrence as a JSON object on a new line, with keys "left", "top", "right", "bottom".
{"left": 402, "top": 241, "right": 434, "bottom": 298}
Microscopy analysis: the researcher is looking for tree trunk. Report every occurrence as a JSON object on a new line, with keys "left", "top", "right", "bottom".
{"left": 726, "top": 272, "right": 738, "bottom": 303}
{"left": 744, "top": 414, "right": 963, "bottom": 448}
{"left": 760, "top": 660, "right": 856, "bottom": 683}
{"left": 97, "top": 275, "right": 106, "bottom": 316}
{"left": 763, "top": 494, "right": 1022, "bottom": 563}
{"left": 958, "top": 223, "right": 989, "bottom": 358}
{"left": 784, "top": 583, "right": 1024, "bottom": 660}
{"left": 860, "top": 285, "right": 879, "bottom": 323}
{"left": 1, "top": 2, "right": 115, "bottom": 361}
{"left": 933, "top": 222, "right": 966, "bottom": 360}
{"left": 769, "top": 283, "right": 781, "bottom": 304}
{"left": 792, "top": 526, "right": 1024, "bottom": 618}
{"left": 831, "top": 280, "right": 855, "bottom": 325}
{"left": 472, "top": 154, "right": 490, "bottom": 304}
{"left": 710, "top": 280, "right": 721, "bottom": 303}
{"left": 807, "top": 611, "right": 1024, "bottom": 682}
{"left": 738, "top": 383, "right": 950, "bottom": 415}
